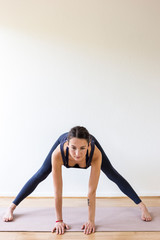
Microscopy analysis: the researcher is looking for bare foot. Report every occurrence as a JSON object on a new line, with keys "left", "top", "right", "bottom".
{"left": 138, "top": 202, "right": 152, "bottom": 222}
{"left": 3, "top": 203, "right": 16, "bottom": 222}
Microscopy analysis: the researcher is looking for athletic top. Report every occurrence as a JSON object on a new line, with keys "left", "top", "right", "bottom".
{"left": 60, "top": 132, "right": 95, "bottom": 169}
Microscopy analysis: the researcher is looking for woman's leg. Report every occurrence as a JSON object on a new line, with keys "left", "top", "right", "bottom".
{"left": 12, "top": 138, "right": 60, "bottom": 206}
{"left": 91, "top": 135, "right": 152, "bottom": 221}
{"left": 3, "top": 133, "right": 66, "bottom": 222}
{"left": 92, "top": 136, "right": 141, "bottom": 204}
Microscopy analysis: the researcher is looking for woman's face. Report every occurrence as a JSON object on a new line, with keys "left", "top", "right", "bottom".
{"left": 68, "top": 137, "right": 89, "bottom": 161}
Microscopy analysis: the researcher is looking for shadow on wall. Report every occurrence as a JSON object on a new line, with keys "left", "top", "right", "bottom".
{"left": 1, "top": 0, "right": 160, "bottom": 54}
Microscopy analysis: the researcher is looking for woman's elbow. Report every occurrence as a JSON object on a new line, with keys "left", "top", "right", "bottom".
{"left": 88, "top": 190, "right": 96, "bottom": 198}
{"left": 54, "top": 191, "right": 62, "bottom": 198}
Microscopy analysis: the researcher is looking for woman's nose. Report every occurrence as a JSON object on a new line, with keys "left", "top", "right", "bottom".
{"left": 75, "top": 150, "right": 80, "bottom": 156}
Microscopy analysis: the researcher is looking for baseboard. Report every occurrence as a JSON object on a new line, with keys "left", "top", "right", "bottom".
{"left": 0, "top": 196, "right": 159, "bottom": 199}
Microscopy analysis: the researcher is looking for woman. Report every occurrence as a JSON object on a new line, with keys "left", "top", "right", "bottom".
{"left": 3, "top": 126, "right": 151, "bottom": 235}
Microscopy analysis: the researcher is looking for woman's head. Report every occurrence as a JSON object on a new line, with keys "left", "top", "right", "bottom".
{"left": 67, "top": 126, "right": 91, "bottom": 161}
{"left": 67, "top": 126, "right": 90, "bottom": 145}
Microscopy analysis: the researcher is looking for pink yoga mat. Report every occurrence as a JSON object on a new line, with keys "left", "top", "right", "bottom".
{"left": 0, "top": 207, "right": 160, "bottom": 232}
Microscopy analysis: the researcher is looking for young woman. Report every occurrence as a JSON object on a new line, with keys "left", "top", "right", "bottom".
{"left": 3, "top": 126, "right": 152, "bottom": 235}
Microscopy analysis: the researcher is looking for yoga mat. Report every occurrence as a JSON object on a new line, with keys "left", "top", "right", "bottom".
{"left": 0, "top": 207, "right": 160, "bottom": 232}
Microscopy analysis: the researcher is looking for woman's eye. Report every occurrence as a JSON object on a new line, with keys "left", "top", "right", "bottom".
{"left": 72, "top": 147, "right": 85, "bottom": 150}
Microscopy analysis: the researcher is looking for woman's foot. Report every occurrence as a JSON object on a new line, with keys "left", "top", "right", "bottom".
{"left": 138, "top": 202, "right": 152, "bottom": 221}
{"left": 3, "top": 203, "right": 16, "bottom": 222}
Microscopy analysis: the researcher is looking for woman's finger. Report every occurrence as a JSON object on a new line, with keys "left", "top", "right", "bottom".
{"left": 88, "top": 226, "right": 92, "bottom": 234}
{"left": 62, "top": 226, "right": 64, "bottom": 234}
{"left": 85, "top": 226, "right": 93, "bottom": 235}
{"left": 84, "top": 225, "right": 88, "bottom": 234}
{"left": 57, "top": 227, "right": 60, "bottom": 235}
{"left": 84, "top": 226, "right": 87, "bottom": 232}
{"left": 52, "top": 227, "right": 56, "bottom": 233}
{"left": 88, "top": 228, "right": 92, "bottom": 234}
{"left": 59, "top": 226, "right": 62, "bottom": 235}
{"left": 81, "top": 224, "right": 85, "bottom": 230}
{"left": 65, "top": 224, "right": 70, "bottom": 230}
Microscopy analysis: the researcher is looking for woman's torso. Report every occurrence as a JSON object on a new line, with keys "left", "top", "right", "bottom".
{"left": 58, "top": 132, "right": 95, "bottom": 169}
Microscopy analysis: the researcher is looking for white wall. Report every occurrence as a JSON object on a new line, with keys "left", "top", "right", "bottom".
{"left": 0, "top": 0, "right": 160, "bottom": 198}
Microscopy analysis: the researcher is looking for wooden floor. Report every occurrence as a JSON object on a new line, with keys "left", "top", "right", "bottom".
{"left": 0, "top": 196, "right": 160, "bottom": 240}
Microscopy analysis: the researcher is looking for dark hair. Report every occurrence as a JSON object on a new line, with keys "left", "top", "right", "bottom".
{"left": 67, "top": 126, "right": 91, "bottom": 145}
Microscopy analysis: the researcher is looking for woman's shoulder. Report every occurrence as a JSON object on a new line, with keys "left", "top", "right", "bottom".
{"left": 91, "top": 145, "right": 102, "bottom": 165}
{"left": 51, "top": 145, "right": 63, "bottom": 167}
{"left": 92, "top": 143, "right": 101, "bottom": 157}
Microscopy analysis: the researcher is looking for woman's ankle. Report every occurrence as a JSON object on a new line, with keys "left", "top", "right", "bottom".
{"left": 9, "top": 203, "right": 17, "bottom": 211}
{"left": 138, "top": 201, "right": 146, "bottom": 209}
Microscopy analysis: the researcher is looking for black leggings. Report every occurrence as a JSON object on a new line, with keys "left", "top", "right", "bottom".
{"left": 13, "top": 133, "right": 141, "bottom": 206}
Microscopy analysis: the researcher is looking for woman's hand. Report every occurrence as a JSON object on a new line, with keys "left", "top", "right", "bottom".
{"left": 81, "top": 221, "right": 95, "bottom": 234}
{"left": 52, "top": 222, "right": 69, "bottom": 235}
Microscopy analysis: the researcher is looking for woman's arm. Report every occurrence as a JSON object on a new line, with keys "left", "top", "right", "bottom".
{"left": 51, "top": 151, "right": 63, "bottom": 221}
{"left": 82, "top": 148, "right": 102, "bottom": 234}
{"left": 51, "top": 151, "right": 69, "bottom": 235}
{"left": 88, "top": 150, "right": 102, "bottom": 221}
